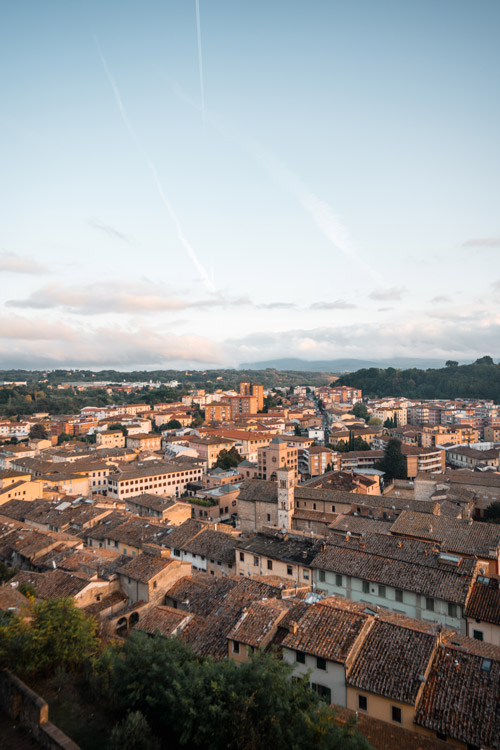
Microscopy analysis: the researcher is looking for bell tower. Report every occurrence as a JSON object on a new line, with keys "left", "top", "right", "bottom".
{"left": 277, "top": 468, "right": 295, "bottom": 530}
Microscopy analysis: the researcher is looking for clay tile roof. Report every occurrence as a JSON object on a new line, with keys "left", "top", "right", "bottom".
{"left": 415, "top": 644, "right": 500, "bottom": 749}
{"left": 180, "top": 529, "right": 238, "bottom": 563}
{"left": 465, "top": 578, "right": 500, "bottom": 626}
{"left": 117, "top": 553, "right": 171, "bottom": 583}
{"left": 159, "top": 519, "right": 204, "bottom": 549}
{"left": 9, "top": 569, "right": 92, "bottom": 599}
{"left": 347, "top": 620, "right": 436, "bottom": 704}
{"left": 282, "top": 601, "right": 368, "bottom": 663}
{"left": 227, "top": 599, "right": 290, "bottom": 647}
{"left": 135, "top": 605, "right": 193, "bottom": 636}
{"left": 390, "top": 510, "right": 500, "bottom": 558}
{"left": 312, "top": 534, "right": 478, "bottom": 604}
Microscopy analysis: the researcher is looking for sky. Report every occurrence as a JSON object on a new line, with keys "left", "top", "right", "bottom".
{"left": 1, "top": 0, "right": 499, "bottom": 370}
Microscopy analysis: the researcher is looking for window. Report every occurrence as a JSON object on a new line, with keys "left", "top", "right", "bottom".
{"left": 253, "top": 556, "right": 259, "bottom": 567}
{"left": 153, "top": 581, "right": 157, "bottom": 589}
{"left": 296, "top": 651, "right": 305, "bottom": 664}
{"left": 358, "top": 695, "right": 367, "bottom": 711}
{"left": 362, "top": 581, "right": 370, "bottom": 594}
{"left": 239, "top": 552, "right": 244, "bottom": 562}
{"left": 378, "top": 585, "right": 386, "bottom": 598}
{"left": 425, "top": 598, "right": 434, "bottom": 612}
{"left": 267, "top": 514, "right": 271, "bottom": 522}
{"left": 319, "top": 570, "right": 325, "bottom": 583}
{"left": 287, "top": 565, "right": 293, "bottom": 576}
{"left": 267, "top": 559, "right": 273, "bottom": 571}
{"left": 303, "top": 569, "right": 310, "bottom": 580}
{"left": 473, "top": 630, "right": 484, "bottom": 641}
{"left": 392, "top": 706, "right": 402, "bottom": 723}
{"left": 316, "top": 657, "right": 326, "bottom": 671}
{"left": 232, "top": 641, "right": 240, "bottom": 654}
{"left": 336, "top": 574, "right": 343, "bottom": 587}
{"left": 448, "top": 603, "right": 457, "bottom": 618}
{"left": 331, "top": 505, "right": 335, "bottom": 513}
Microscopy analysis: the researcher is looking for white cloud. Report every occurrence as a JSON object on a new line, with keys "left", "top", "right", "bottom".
{"left": 225, "top": 315, "right": 500, "bottom": 363}
{"left": 0, "top": 251, "right": 48, "bottom": 274}
{"left": 6, "top": 282, "right": 254, "bottom": 315}
{"left": 369, "top": 287, "right": 405, "bottom": 301}
{"left": 309, "top": 300, "right": 357, "bottom": 310}
{"left": 462, "top": 238, "right": 500, "bottom": 248}
{"left": 0, "top": 314, "right": 223, "bottom": 367}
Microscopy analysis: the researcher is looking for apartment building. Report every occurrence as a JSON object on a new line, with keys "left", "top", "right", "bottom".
{"left": 239, "top": 381, "right": 264, "bottom": 411}
{"left": 107, "top": 461, "right": 204, "bottom": 500}
{"left": 96, "top": 430, "right": 125, "bottom": 449}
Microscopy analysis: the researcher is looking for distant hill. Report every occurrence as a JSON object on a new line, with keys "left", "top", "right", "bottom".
{"left": 239, "top": 357, "right": 456, "bottom": 373}
{"left": 334, "top": 357, "right": 500, "bottom": 402}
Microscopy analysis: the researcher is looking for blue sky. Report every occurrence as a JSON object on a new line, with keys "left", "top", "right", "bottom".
{"left": 1, "top": 0, "right": 499, "bottom": 368}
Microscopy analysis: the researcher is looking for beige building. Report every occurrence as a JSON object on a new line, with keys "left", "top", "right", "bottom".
{"left": 126, "top": 433, "right": 162, "bottom": 452}
{"left": 189, "top": 435, "right": 236, "bottom": 468}
{"left": 118, "top": 553, "right": 191, "bottom": 604}
{"left": 96, "top": 430, "right": 126, "bottom": 449}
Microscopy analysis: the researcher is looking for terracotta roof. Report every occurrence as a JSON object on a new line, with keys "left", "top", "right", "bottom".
{"left": 227, "top": 599, "right": 290, "bottom": 647}
{"left": 312, "top": 535, "right": 478, "bottom": 604}
{"left": 125, "top": 493, "right": 176, "bottom": 512}
{"left": 415, "top": 643, "right": 500, "bottom": 749}
{"left": 9, "top": 569, "right": 92, "bottom": 599}
{"left": 135, "top": 605, "right": 193, "bottom": 636}
{"left": 390, "top": 510, "right": 500, "bottom": 558}
{"left": 347, "top": 620, "right": 437, "bottom": 704}
{"left": 465, "top": 578, "right": 500, "bottom": 626}
{"left": 117, "top": 553, "right": 172, "bottom": 583}
{"left": 282, "top": 600, "right": 368, "bottom": 663}
{"left": 158, "top": 518, "right": 204, "bottom": 550}
{"left": 180, "top": 529, "right": 238, "bottom": 564}
{"left": 236, "top": 531, "right": 322, "bottom": 567}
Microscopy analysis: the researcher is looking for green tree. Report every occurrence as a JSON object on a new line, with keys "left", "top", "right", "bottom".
{"left": 57, "top": 433, "right": 73, "bottom": 445}
{"left": 483, "top": 501, "right": 500, "bottom": 524}
{"left": 165, "top": 419, "right": 182, "bottom": 430}
{"left": 0, "top": 562, "right": 17, "bottom": 583}
{"left": 475, "top": 355, "right": 494, "bottom": 365}
{"left": 92, "top": 632, "right": 370, "bottom": 750}
{"left": 29, "top": 423, "right": 49, "bottom": 440}
{"left": 377, "top": 438, "right": 406, "bottom": 481}
{"left": 30, "top": 598, "right": 98, "bottom": 672}
{"left": 214, "top": 447, "right": 243, "bottom": 470}
{"left": 445, "top": 360, "right": 459, "bottom": 367}
{"left": 351, "top": 403, "right": 369, "bottom": 421}
{"left": 294, "top": 423, "right": 302, "bottom": 436}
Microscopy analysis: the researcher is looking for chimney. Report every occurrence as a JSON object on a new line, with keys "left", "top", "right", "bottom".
{"left": 290, "top": 621, "right": 298, "bottom": 635}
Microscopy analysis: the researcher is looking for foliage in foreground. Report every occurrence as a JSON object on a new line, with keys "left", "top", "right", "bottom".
{"left": 91, "top": 631, "right": 370, "bottom": 750}
{"left": 0, "top": 597, "right": 98, "bottom": 675}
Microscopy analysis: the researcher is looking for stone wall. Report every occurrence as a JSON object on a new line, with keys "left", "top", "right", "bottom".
{"left": 0, "top": 669, "right": 80, "bottom": 750}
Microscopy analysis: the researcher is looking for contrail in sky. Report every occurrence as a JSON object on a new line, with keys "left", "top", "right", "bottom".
{"left": 94, "top": 37, "right": 216, "bottom": 293}
{"left": 195, "top": 0, "right": 206, "bottom": 124}
{"left": 167, "top": 78, "right": 381, "bottom": 282}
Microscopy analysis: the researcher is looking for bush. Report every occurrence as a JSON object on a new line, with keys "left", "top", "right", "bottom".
{"left": 109, "top": 711, "right": 160, "bottom": 750}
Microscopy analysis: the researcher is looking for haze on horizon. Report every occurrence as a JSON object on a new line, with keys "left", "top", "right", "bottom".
{"left": 1, "top": 0, "right": 499, "bottom": 370}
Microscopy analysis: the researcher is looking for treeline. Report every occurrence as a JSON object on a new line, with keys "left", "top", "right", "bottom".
{"left": 0, "top": 384, "right": 183, "bottom": 418}
{"left": 335, "top": 357, "right": 500, "bottom": 402}
{"left": 0, "top": 367, "right": 331, "bottom": 392}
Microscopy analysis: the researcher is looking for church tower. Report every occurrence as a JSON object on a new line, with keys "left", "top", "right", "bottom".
{"left": 277, "top": 468, "right": 295, "bottom": 530}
